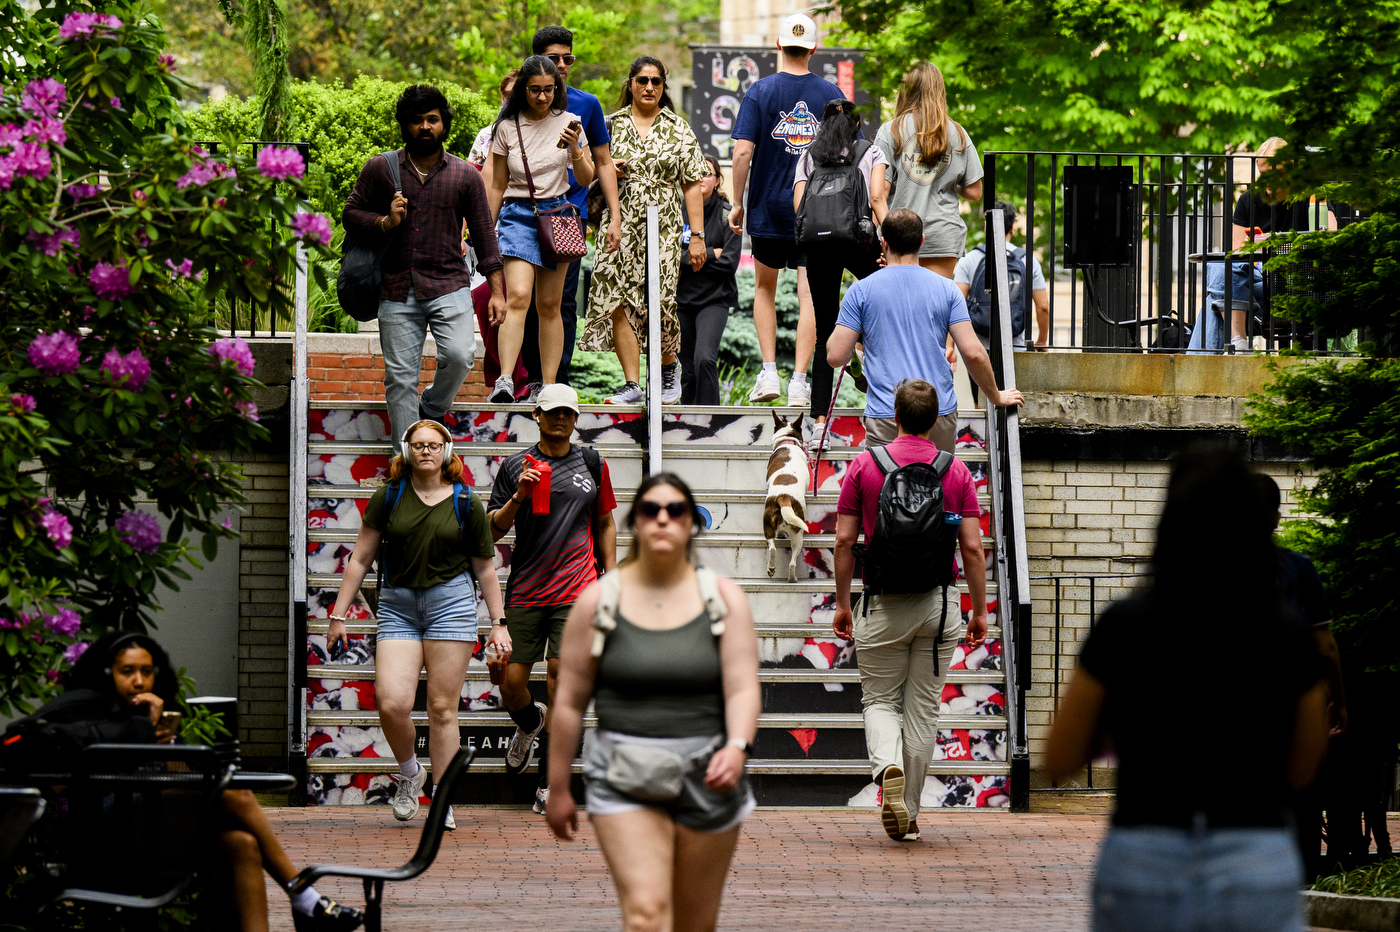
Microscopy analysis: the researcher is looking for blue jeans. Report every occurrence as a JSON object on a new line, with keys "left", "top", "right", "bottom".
{"left": 1189, "top": 262, "right": 1264, "bottom": 352}
{"left": 1092, "top": 824, "right": 1304, "bottom": 932}
{"left": 375, "top": 571, "right": 478, "bottom": 641}
{"left": 378, "top": 286, "right": 476, "bottom": 453}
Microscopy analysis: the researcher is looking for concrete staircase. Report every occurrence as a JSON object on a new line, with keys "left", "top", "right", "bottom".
{"left": 299, "top": 402, "right": 1012, "bottom": 810}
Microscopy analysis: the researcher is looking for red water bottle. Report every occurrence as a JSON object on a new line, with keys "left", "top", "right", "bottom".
{"left": 531, "top": 459, "right": 552, "bottom": 514}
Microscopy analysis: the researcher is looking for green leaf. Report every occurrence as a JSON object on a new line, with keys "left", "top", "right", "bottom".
{"left": 201, "top": 531, "right": 219, "bottom": 562}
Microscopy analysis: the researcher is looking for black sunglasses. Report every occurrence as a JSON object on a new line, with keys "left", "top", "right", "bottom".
{"left": 634, "top": 75, "right": 665, "bottom": 87}
{"left": 546, "top": 53, "right": 576, "bottom": 65}
{"left": 637, "top": 500, "right": 689, "bottom": 520}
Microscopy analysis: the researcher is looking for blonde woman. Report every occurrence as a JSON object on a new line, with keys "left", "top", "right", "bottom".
{"left": 875, "top": 63, "right": 983, "bottom": 280}
{"left": 327, "top": 419, "right": 505, "bottom": 831}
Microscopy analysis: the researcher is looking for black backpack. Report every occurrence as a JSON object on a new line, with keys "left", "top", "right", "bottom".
{"left": 967, "top": 244, "right": 1026, "bottom": 344}
{"left": 337, "top": 150, "right": 403, "bottom": 322}
{"left": 794, "top": 140, "right": 878, "bottom": 254}
{"left": 856, "top": 446, "right": 961, "bottom": 596}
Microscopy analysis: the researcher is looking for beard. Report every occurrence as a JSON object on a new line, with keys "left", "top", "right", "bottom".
{"left": 403, "top": 126, "right": 444, "bottom": 157}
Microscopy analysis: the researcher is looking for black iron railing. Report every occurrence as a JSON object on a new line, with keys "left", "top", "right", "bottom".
{"left": 982, "top": 151, "right": 1363, "bottom": 354}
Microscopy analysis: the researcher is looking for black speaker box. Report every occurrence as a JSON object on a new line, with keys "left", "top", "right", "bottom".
{"left": 1063, "top": 165, "right": 1136, "bottom": 267}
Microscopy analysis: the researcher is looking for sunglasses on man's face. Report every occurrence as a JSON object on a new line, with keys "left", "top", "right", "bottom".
{"left": 634, "top": 75, "right": 665, "bottom": 87}
{"left": 637, "top": 500, "right": 689, "bottom": 520}
{"left": 546, "top": 53, "right": 577, "bottom": 65}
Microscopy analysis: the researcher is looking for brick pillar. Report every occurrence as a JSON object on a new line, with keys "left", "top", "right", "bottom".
{"left": 237, "top": 452, "right": 291, "bottom": 770}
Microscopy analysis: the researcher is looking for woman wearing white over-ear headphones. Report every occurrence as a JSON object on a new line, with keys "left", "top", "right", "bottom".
{"left": 327, "top": 419, "right": 504, "bottom": 831}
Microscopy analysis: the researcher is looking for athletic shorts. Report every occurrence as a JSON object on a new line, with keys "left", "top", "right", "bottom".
{"left": 749, "top": 235, "right": 800, "bottom": 271}
{"left": 504, "top": 602, "right": 571, "bottom": 664}
{"left": 376, "top": 572, "right": 478, "bottom": 641}
{"left": 583, "top": 730, "right": 756, "bottom": 833}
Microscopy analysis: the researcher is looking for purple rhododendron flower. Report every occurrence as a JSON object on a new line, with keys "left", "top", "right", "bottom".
{"left": 109, "top": 96, "right": 121, "bottom": 109}
{"left": 0, "top": 157, "right": 13, "bottom": 191}
{"left": 90, "top": 261, "right": 135, "bottom": 300}
{"left": 235, "top": 400, "right": 260, "bottom": 422}
{"left": 11, "top": 141, "right": 52, "bottom": 180}
{"left": 23, "top": 117, "right": 65, "bottom": 146}
{"left": 158, "top": 55, "right": 178, "bottom": 73}
{"left": 59, "top": 12, "right": 122, "bottom": 39}
{"left": 27, "top": 227, "right": 80, "bottom": 257}
{"left": 101, "top": 348, "right": 151, "bottom": 390}
{"left": 40, "top": 508, "right": 72, "bottom": 548}
{"left": 11, "top": 393, "right": 36, "bottom": 412}
{"left": 45, "top": 607, "right": 81, "bottom": 636}
{"left": 64, "top": 641, "right": 90, "bottom": 664}
{"left": 0, "top": 123, "right": 21, "bottom": 148}
{"left": 177, "top": 160, "right": 216, "bottom": 189}
{"left": 290, "top": 212, "right": 332, "bottom": 246}
{"left": 210, "top": 336, "right": 255, "bottom": 376}
{"left": 67, "top": 182, "right": 101, "bottom": 199}
{"left": 255, "top": 145, "right": 304, "bottom": 180}
{"left": 21, "top": 78, "right": 66, "bottom": 118}
{"left": 115, "top": 510, "right": 161, "bottom": 554}
{"left": 166, "top": 258, "right": 194, "bottom": 278}
{"left": 28, "top": 330, "right": 81, "bottom": 375}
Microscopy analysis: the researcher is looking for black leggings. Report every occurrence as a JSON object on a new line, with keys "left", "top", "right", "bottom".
{"left": 678, "top": 302, "right": 730, "bottom": 405}
{"left": 802, "top": 244, "right": 881, "bottom": 419}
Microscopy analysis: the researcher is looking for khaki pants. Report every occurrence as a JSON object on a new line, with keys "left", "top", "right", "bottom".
{"left": 855, "top": 586, "right": 961, "bottom": 820}
{"left": 863, "top": 413, "right": 957, "bottom": 454}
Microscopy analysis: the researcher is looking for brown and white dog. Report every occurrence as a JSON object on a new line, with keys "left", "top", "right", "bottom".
{"left": 764, "top": 411, "right": 810, "bottom": 582}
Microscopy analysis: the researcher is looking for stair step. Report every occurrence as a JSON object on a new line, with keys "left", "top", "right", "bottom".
{"left": 307, "top": 529, "right": 993, "bottom": 549}
{"left": 310, "top": 400, "right": 986, "bottom": 419}
{"left": 308, "top": 485, "right": 990, "bottom": 508}
{"left": 305, "top": 621, "right": 1002, "bottom": 640}
{"left": 304, "top": 757, "right": 1009, "bottom": 777}
{"left": 305, "top": 573, "right": 998, "bottom": 597}
{"left": 308, "top": 665, "right": 1007, "bottom": 687}
{"left": 304, "top": 711, "right": 1004, "bottom": 730}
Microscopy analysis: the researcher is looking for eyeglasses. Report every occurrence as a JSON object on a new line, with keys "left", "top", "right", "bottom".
{"left": 409, "top": 441, "right": 444, "bottom": 453}
{"left": 634, "top": 75, "right": 665, "bottom": 87}
{"left": 546, "top": 53, "right": 576, "bottom": 65}
{"left": 527, "top": 84, "right": 556, "bottom": 97}
{"left": 637, "top": 500, "right": 689, "bottom": 520}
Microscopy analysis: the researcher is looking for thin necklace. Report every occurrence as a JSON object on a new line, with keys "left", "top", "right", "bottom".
{"left": 408, "top": 155, "right": 433, "bottom": 180}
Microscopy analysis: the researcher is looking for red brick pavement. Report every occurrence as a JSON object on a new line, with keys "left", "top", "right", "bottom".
{"left": 263, "top": 807, "right": 1108, "bottom": 931}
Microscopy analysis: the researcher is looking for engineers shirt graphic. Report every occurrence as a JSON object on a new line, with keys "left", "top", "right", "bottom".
{"left": 770, "top": 101, "right": 819, "bottom": 154}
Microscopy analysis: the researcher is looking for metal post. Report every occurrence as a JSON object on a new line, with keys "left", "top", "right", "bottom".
{"left": 289, "top": 237, "right": 309, "bottom": 800}
{"left": 646, "top": 206, "right": 663, "bottom": 475}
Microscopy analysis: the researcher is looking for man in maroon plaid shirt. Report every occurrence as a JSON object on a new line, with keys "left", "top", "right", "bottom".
{"left": 343, "top": 84, "right": 506, "bottom": 454}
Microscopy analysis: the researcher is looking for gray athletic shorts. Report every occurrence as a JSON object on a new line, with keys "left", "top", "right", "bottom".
{"left": 583, "top": 730, "right": 756, "bottom": 833}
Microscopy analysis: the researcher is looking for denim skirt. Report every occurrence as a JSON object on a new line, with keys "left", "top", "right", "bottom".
{"left": 1092, "top": 824, "right": 1305, "bottom": 932}
{"left": 498, "top": 195, "right": 569, "bottom": 270}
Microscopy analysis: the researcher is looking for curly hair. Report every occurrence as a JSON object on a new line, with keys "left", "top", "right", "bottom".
{"left": 395, "top": 84, "right": 454, "bottom": 136}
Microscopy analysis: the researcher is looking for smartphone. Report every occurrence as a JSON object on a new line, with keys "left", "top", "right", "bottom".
{"left": 159, "top": 710, "right": 183, "bottom": 733}
{"left": 558, "top": 119, "right": 583, "bottom": 148}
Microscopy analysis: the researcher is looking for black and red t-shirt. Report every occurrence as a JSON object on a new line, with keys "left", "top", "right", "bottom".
{"left": 489, "top": 443, "right": 617, "bottom": 608}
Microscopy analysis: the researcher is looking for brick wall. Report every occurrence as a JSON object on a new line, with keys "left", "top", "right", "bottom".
{"left": 237, "top": 451, "right": 292, "bottom": 768}
{"left": 305, "top": 332, "right": 488, "bottom": 402}
{"left": 1021, "top": 458, "right": 1317, "bottom": 785}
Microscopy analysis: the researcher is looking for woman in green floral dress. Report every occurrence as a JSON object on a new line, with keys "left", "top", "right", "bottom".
{"left": 579, "top": 57, "right": 710, "bottom": 404}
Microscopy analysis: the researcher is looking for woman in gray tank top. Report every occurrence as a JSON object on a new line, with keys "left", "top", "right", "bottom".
{"left": 545, "top": 473, "right": 761, "bottom": 932}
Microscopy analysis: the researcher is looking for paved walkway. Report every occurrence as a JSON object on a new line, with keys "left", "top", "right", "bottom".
{"left": 263, "top": 806, "right": 1108, "bottom": 931}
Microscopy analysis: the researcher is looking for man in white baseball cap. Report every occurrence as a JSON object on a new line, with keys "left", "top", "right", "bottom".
{"left": 729, "top": 10, "right": 844, "bottom": 410}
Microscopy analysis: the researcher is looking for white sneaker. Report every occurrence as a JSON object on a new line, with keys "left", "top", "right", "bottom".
{"left": 488, "top": 374, "right": 515, "bottom": 404}
{"left": 505, "top": 701, "right": 547, "bottom": 775}
{"left": 391, "top": 766, "right": 428, "bottom": 821}
{"left": 532, "top": 786, "right": 550, "bottom": 814}
{"left": 749, "top": 368, "right": 780, "bottom": 403}
{"left": 786, "top": 378, "right": 811, "bottom": 408}
{"left": 443, "top": 806, "right": 456, "bottom": 831}
{"left": 1229, "top": 336, "right": 1250, "bottom": 354}
{"left": 604, "top": 382, "right": 643, "bottom": 405}
{"left": 661, "top": 364, "right": 682, "bottom": 404}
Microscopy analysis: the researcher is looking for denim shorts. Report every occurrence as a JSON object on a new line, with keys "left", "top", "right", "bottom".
{"left": 498, "top": 196, "right": 569, "bottom": 270}
{"left": 1092, "top": 824, "right": 1304, "bottom": 932}
{"left": 583, "top": 730, "right": 756, "bottom": 833}
{"left": 375, "top": 572, "right": 478, "bottom": 641}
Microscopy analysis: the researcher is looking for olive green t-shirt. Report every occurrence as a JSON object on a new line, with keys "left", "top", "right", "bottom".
{"left": 363, "top": 484, "right": 495, "bottom": 590}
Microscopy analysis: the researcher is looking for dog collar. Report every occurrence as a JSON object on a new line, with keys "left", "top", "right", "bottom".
{"left": 773, "top": 435, "right": 804, "bottom": 450}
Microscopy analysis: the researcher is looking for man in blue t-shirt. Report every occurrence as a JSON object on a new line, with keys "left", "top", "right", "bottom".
{"left": 515, "top": 25, "right": 622, "bottom": 396}
{"left": 826, "top": 209, "right": 1024, "bottom": 452}
{"left": 728, "top": 13, "right": 845, "bottom": 406}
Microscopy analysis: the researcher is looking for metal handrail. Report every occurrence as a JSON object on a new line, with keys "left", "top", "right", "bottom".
{"left": 646, "top": 206, "right": 663, "bottom": 474}
{"left": 982, "top": 208, "right": 1033, "bottom": 811}
{"left": 288, "top": 233, "right": 310, "bottom": 799}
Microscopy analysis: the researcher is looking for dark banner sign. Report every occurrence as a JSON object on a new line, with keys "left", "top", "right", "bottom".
{"left": 688, "top": 44, "right": 871, "bottom": 160}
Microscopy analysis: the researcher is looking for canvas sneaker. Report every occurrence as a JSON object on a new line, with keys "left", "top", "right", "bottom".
{"left": 786, "top": 378, "right": 811, "bottom": 408}
{"left": 879, "top": 764, "right": 910, "bottom": 839}
{"left": 488, "top": 374, "right": 515, "bottom": 404}
{"left": 443, "top": 806, "right": 456, "bottom": 831}
{"left": 749, "top": 368, "right": 781, "bottom": 403}
{"left": 505, "top": 701, "right": 548, "bottom": 775}
{"left": 391, "top": 766, "right": 428, "bottom": 821}
{"left": 604, "top": 382, "right": 643, "bottom": 405}
{"left": 661, "top": 364, "right": 682, "bottom": 404}
{"left": 532, "top": 786, "right": 550, "bottom": 814}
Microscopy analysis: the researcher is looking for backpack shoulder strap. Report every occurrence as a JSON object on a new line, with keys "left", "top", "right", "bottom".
{"left": 452, "top": 481, "right": 472, "bottom": 531}
{"left": 380, "top": 150, "right": 402, "bottom": 195}
{"left": 590, "top": 569, "right": 622, "bottom": 658}
{"left": 580, "top": 445, "right": 602, "bottom": 489}
{"left": 384, "top": 477, "right": 405, "bottom": 514}
{"left": 694, "top": 566, "right": 728, "bottom": 638}
{"left": 931, "top": 449, "right": 955, "bottom": 478}
{"left": 870, "top": 445, "right": 900, "bottom": 476}
{"left": 851, "top": 139, "right": 872, "bottom": 164}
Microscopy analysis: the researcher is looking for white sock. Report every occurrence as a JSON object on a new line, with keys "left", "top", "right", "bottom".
{"left": 761, "top": 362, "right": 777, "bottom": 376}
{"left": 291, "top": 886, "right": 321, "bottom": 916}
{"left": 790, "top": 372, "right": 807, "bottom": 386}
{"left": 398, "top": 757, "right": 421, "bottom": 779}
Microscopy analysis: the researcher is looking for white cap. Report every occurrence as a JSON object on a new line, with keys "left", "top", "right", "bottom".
{"left": 778, "top": 13, "right": 818, "bottom": 50}
{"left": 535, "top": 383, "right": 580, "bottom": 413}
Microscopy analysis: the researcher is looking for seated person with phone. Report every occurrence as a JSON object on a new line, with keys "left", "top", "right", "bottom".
{"left": 5, "top": 631, "right": 363, "bottom": 932}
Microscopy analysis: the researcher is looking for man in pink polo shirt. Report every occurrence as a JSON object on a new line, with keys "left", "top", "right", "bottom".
{"left": 832, "top": 379, "right": 988, "bottom": 842}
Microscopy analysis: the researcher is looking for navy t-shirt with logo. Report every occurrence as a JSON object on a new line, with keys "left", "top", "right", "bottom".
{"left": 732, "top": 72, "right": 847, "bottom": 239}
{"left": 488, "top": 443, "right": 617, "bottom": 608}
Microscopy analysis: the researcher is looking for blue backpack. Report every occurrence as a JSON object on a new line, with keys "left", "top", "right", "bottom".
{"left": 375, "top": 479, "right": 475, "bottom": 591}
{"left": 967, "top": 244, "right": 1026, "bottom": 343}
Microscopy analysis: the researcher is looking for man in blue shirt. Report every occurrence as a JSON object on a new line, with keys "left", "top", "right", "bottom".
{"left": 728, "top": 13, "right": 844, "bottom": 406}
{"left": 826, "top": 208, "right": 1023, "bottom": 451}
{"left": 515, "top": 25, "right": 622, "bottom": 396}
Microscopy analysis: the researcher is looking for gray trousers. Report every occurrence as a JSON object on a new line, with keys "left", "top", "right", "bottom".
{"left": 378, "top": 286, "right": 476, "bottom": 454}
{"left": 863, "top": 413, "right": 957, "bottom": 454}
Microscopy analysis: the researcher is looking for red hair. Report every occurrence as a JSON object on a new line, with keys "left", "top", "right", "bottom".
{"left": 388, "top": 420, "right": 463, "bottom": 483}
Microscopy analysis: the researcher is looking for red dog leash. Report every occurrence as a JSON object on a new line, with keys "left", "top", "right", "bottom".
{"left": 810, "top": 365, "right": 846, "bottom": 491}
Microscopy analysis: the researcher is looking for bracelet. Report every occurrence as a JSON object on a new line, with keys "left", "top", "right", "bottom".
{"left": 375, "top": 216, "right": 386, "bottom": 231}
{"left": 570, "top": 151, "right": 586, "bottom": 162}
{"left": 329, "top": 613, "right": 348, "bottom": 622}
